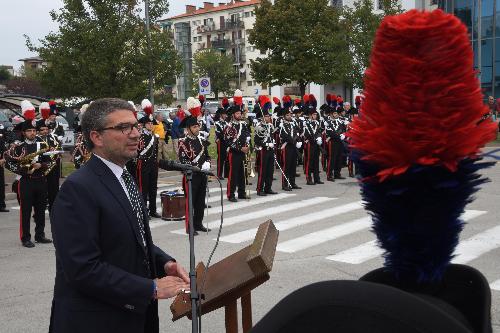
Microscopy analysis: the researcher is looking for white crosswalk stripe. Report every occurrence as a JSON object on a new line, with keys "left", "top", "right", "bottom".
{"left": 277, "top": 216, "right": 370, "bottom": 253}
{"left": 220, "top": 201, "right": 362, "bottom": 244}
{"left": 453, "top": 224, "right": 500, "bottom": 264}
{"left": 325, "top": 210, "right": 487, "bottom": 264}
{"left": 171, "top": 196, "right": 329, "bottom": 234}
{"left": 490, "top": 279, "right": 500, "bottom": 291}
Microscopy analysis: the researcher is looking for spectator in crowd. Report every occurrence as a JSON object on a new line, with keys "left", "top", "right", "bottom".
{"left": 170, "top": 111, "right": 181, "bottom": 155}
{"left": 152, "top": 113, "right": 168, "bottom": 160}
{"left": 487, "top": 96, "right": 496, "bottom": 120}
{"left": 204, "top": 109, "right": 214, "bottom": 131}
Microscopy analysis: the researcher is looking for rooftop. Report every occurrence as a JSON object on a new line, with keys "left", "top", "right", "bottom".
{"left": 18, "top": 56, "right": 44, "bottom": 62}
{"left": 165, "top": 0, "right": 260, "bottom": 21}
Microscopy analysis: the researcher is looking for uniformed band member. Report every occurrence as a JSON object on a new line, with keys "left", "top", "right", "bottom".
{"left": 326, "top": 109, "right": 346, "bottom": 180}
{"left": 279, "top": 107, "right": 302, "bottom": 191}
{"left": 137, "top": 115, "right": 160, "bottom": 218}
{"left": 254, "top": 96, "right": 277, "bottom": 196}
{"left": 0, "top": 121, "right": 9, "bottom": 212}
{"left": 214, "top": 106, "right": 229, "bottom": 179}
{"left": 4, "top": 101, "right": 54, "bottom": 248}
{"left": 224, "top": 104, "right": 250, "bottom": 202}
{"left": 303, "top": 105, "right": 324, "bottom": 185}
{"left": 72, "top": 104, "right": 91, "bottom": 169}
{"left": 178, "top": 110, "right": 211, "bottom": 235}
{"left": 37, "top": 103, "right": 62, "bottom": 212}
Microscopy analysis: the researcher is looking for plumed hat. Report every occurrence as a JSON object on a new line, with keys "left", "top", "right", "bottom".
{"left": 48, "top": 100, "right": 57, "bottom": 116}
{"left": 272, "top": 96, "right": 281, "bottom": 105}
{"left": 141, "top": 99, "right": 153, "bottom": 115}
{"left": 348, "top": 9, "right": 497, "bottom": 283}
{"left": 21, "top": 100, "right": 36, "bottom": 120}
{"left": 303, "top": 94, "right": 310, "bottom": 104}
{"left": 221, "top": 97, "right": 229, "bottom": 108}
{"left": 39, "top": 102, "right": 51, "bottom": 120}
{"left": 233, "top": 89, "right": 243, "bottom": 106}
{"left": 282, "top": 95, "right": 292, "bottom": 109}
{"left": 198, "top": 94, "right": 205, "bottom": 106}
{"left": 187, "top": 96, "right": 202, "bottom": 118}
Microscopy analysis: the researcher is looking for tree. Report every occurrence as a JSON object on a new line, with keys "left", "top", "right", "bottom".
{"left": 25, "top": 0, "right": 182, "bottom": 101}
{"left": 5, "top": 77, "right": 47, "bottom": 96}
{"left": 192, "top": 49, "right": 235, "bottom": 99}
{"left": 249, "top": 0, "right": 345, "bottom": 96}
{"left": 339, "top": 0, "right": 403, "bottom": 89}
{"left": 0, "top": 68, "right": 12, "bottom": 83}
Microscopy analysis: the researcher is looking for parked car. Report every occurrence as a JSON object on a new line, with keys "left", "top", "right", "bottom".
{"left": 0, "top": 110, "right": 14, "bottom": 131}
{"left": 203, "top": 101, "right": 219, "bottom": 115}
{"left": 56, "top": 116, "right": 69, "bottom": 131}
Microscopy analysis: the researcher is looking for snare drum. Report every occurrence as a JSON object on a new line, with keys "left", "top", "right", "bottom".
{"left": 160, "top": 191, "right": 185, "bottom": 221}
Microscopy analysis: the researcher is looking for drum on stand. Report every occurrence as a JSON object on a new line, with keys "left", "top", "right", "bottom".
{"left": 161, "top": 191, "right": 185, "bottom": 221}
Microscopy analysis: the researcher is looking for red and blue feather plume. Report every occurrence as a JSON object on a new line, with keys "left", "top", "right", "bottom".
{"left": 348, "top": 9, "right": 497, "bottom": 283}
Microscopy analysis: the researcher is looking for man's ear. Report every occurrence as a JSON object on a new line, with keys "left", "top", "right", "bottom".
{"left": 89, "top": 130, "right": 104, "bottom": 149}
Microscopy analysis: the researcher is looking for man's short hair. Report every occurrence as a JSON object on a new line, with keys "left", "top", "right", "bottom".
{"left": 177, "top": 105, "right": 182, "bottom": 108}
{"left": 81, "top": 98, "right": 135, "bottom": 150}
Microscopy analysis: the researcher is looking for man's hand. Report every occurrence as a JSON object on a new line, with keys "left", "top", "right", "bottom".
{"left": 241, "top": 146, "right": 249, "bottom": 154}
{"left": 32, "top": 163, "right": 42, "bottom": 170}
{"left": 155, "top": 276, "right": 190, "bottom": 299}
{"left": 164, "top": 261, "right": 190, "bottom": 284}
{"left": 0, "top": 159, "right": 5, "bottom": 167}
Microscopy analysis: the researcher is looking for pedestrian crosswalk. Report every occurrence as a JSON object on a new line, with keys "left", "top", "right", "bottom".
{"left": 149, "top": 186, "right": 500, "bottom": 292}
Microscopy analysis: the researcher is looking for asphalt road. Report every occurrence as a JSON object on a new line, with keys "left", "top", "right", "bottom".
{"left": 1, "top": 148, "right": 500, "bottom": 332}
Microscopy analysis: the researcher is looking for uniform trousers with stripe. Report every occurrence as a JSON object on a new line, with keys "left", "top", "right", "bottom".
{"left": 46, "top": 162, "right": 60, "bottom": 212}
{"left": 216, "top": 140, "right": 229, "bottom": 178}
{"left": 281, "top": 144, "right": 297, "bottom": 188}
{"left": 332, "top": 140, "right": 344, "bottom": 177}
{"left": 19, "top": 177, "right": 47, "bottom": 242}
{"left": 227, "top": 151, "right": 246, "bottom": 198}
{"left": 256, "top": 148, "right": 274, "bottom": 192}
{"left": 0, "top": 166, "right": 5, "bottom": 209}
{"left": 140, "top": 168, "right": 158, "bottom": 214}
{"left": 304, "top": 142, "right": 320, "bottom": 182}
{"left": 183, "top": 174, "right": 207, "bottom": 231}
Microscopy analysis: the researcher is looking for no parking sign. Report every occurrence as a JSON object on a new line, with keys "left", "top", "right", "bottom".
{"left": 199, "top": 77, "right": 211, "bottom": 95}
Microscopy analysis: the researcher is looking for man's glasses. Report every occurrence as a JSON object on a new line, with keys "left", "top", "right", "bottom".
{"left": 99, "top": 122, "right": 139, "bottom": 135}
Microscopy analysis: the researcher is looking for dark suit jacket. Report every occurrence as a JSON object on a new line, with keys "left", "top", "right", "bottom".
{"left": 49, "top": 155, "right": 173, "bottom": 333}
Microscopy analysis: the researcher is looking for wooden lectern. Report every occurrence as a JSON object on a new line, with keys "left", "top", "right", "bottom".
{"left": 171, "top": 220, "right": 279, "bottom": 333}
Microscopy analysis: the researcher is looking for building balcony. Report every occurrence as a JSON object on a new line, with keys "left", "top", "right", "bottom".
{"left": 196, "top": 23, "right": 216, "bottom": 33}
{"left": 218, "top": 19, "right": 245, "bottom": 31}
{"left": 211, "top": 39, "right": 232, "bottom": 50}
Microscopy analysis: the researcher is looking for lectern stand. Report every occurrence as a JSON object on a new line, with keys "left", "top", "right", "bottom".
{"left": 171, "top": 220, "right": 279, "bottom": 333}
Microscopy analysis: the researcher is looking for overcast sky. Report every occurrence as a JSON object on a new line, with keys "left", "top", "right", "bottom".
{"left": 0, "top": 0, "right": 207, "bottom": 70}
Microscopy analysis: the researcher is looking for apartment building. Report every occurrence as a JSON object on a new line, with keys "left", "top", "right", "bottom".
{"left": 159, "top": 0, "right": 262, "bottom": 100}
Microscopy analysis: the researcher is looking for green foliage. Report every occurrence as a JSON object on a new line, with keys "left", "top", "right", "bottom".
{"left": 339, "top": 0, "right": 403, "bottom": 89}
{"left": 249, "top": 0, "right": 345, "bottom": 96}
{"left": 0, "top": 68, "right": 12, "bottom": 82}
{"left": 192, "top": 49, "right": 235, "bottom": 99}
{"left": 25, "top": 0, "right": 182, "bottom": 101}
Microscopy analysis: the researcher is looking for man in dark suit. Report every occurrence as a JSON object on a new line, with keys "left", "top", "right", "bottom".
{"left": 49, "top": 98, "right": 190, "bottom": 333}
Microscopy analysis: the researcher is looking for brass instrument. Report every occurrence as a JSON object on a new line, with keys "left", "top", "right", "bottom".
{"left": 19, "top": 148, "right": 50, "bottom": 174}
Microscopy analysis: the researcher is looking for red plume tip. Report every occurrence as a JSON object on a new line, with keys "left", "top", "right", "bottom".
{"left": 24, "top": 110, "right": 36, "bottom": 121}
{"left": 272, "top": 97, "right": 280, "bottom": 105}
{"left": 143, "top": 105, "right": 153, "bottom": 115}
{"left": 349, "top": 9, "right": 498, "bottom": 181}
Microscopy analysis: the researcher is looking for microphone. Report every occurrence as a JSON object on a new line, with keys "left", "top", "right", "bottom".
{"left": 158, "top": 159, "right": 215, "bottom": 176}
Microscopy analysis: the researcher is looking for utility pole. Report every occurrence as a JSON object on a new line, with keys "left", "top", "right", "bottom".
{"left": 145, "top": 0, "right": 154, "bottom": 104}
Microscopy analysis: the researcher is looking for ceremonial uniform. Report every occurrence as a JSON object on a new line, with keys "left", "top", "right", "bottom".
{"left": 224, "top": 112, "right": 250, "bottom": 201}
{"left": 137, "top": 120, "right": 159, "bottom": 217}
{"left": 4, "top": 119, "right": 55, "bottom": 247}
{"left": 37, "top": 121, "right": 62, "bottom": 212}
{"left": 303, "top": 116, "right": 323, "bottom": 185}
{"left": 0, "top": 124, "right": 8, "bottom": 212}
{"left": 254, "top": 97, "right": 277, "bottom": 196}
{"left": 279, "top": 112, "right": 301, "bottom": 190}
{"left": 178, "top": 131, "right": 210, "bottom": 233}
{"left": 214, "top": 114, "right": 228, "bottom": 179}
{"left": 71, "top": 133, "right": 91, "bottom": 169}
{"left": 325, "top": 116, "right": 346, "bottom": 179}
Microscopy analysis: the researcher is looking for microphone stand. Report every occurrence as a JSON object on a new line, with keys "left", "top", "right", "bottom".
{"left": 184, "top": 169, "right": 200, "bottom": 333}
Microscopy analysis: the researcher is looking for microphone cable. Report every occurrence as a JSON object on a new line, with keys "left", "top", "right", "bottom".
{"left": 198, "top": 175, "right": 225, "bottom": 333}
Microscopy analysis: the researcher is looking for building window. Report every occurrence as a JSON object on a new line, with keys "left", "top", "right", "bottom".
{"left": 331, "top": 0, "right": 342, "bottom": 8}
{"left": 260, "top": 49, "right": 266, "bottom": 55}
{"left": 247, "top": 63, "right": 251, "bottom": 68}
{"left": 377, "top": 0, "right": 383, "bottom": 10}
{"left": 247, "top": 81, "right": 253, "bottom": 86}
{"left": 244, "top": 12, "right": 250, "bottom": 17}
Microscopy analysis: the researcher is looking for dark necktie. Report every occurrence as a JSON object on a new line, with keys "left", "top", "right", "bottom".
{"left": 121, "top": 169, "right": 147, "bottom": 249}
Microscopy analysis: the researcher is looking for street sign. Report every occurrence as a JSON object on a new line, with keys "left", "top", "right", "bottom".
{"left": 199, "top": 77, "right": 211, "bottom": 95}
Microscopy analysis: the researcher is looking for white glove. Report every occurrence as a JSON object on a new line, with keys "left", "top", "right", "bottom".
{"left": 201, "top": 161, "right": 211, "bottom": 171}
{"left": 267, "top": 142, "right": 274, "bottom": 148}
{"left": 316, "top": 137, "right": 322, "bottom": 145}
{"left": 296, "top": 142, "right": 302, "bottom": 149}
{"left": 340, "top": 134, "right": 346, "bottom": 141}
{"left": 200, "top": 131, "right": 209, "bottom": 140}
{"left": 253, "top": 119, "right": 259, "bottom": 126}
{"left": 57, "top": 136, "right": 64, "bottom": 142}
{"left": 246, "top": 136, "right": 251, "bottom": 144}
